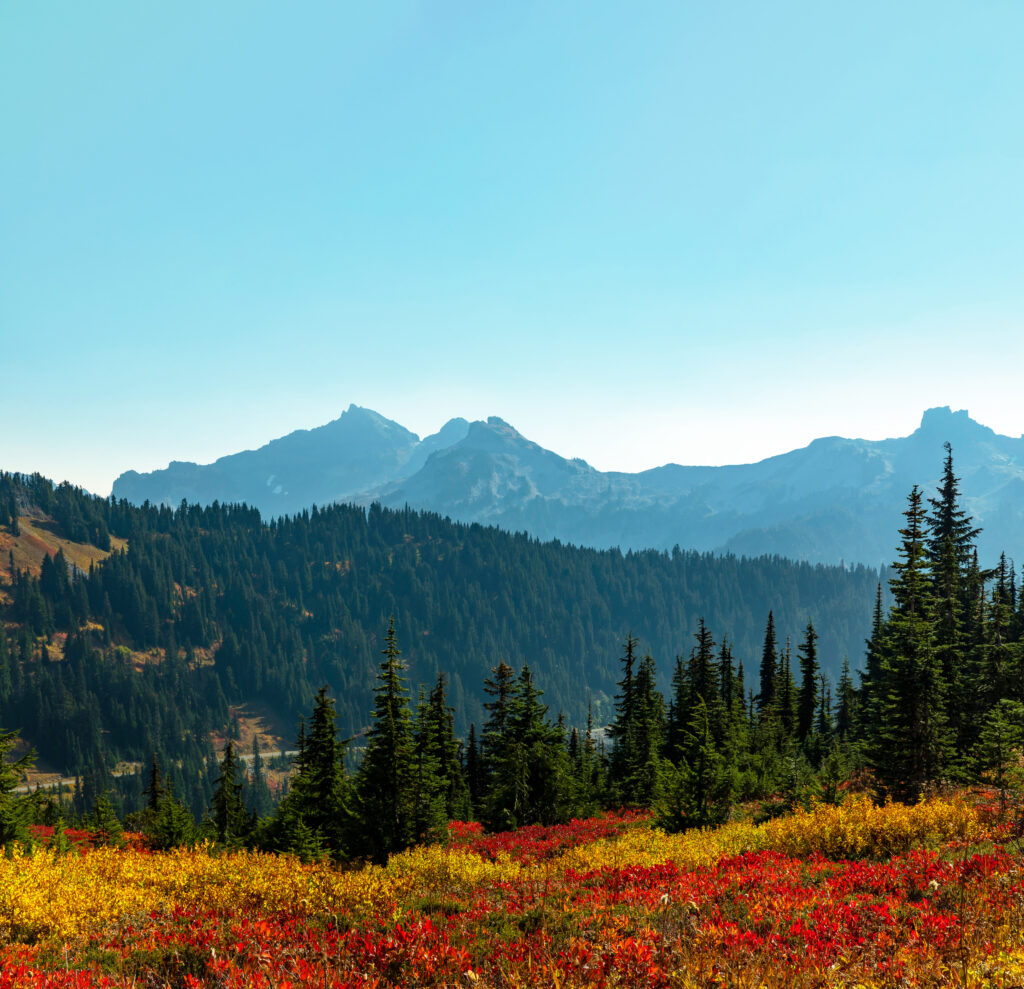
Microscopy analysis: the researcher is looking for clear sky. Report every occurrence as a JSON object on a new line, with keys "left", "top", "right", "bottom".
{"left": 3, "top": 1, "right": 1023, "bottom": 495}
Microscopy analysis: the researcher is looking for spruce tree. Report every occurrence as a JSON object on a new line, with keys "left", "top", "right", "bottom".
{"left": 480, "top": 661, "right": 516, "bottom": 789}
{"left": 796, "top": 622, "right": 819, "bottom": 745}
{"left": 465, "top": 723, "right": 482, "bottom": 813}
{"left": 211, "top": 740, "right": 248, "bottom": 845}
{"left": 245, "top": 735, "right": 274, "bottom": 819}
{"left": 485, "top": 665, "right": 571, "bottom": 829}
{"left": 835, "top": 658, "right": 858, "bottom": 743}
{"left": 271, "top": 688, "right": 351, "bottom": 859}
{"left": 607, "top": 633, "right": 639, "bottom": 796}
{"left": 757, "top": 612, "right": 778, "bottom": 715}
{"left": 422, "top": 673, "right": 471, "bottom": 822}
{"left": 867, "top": 486, "right": 949, "bottom": 801}
{"left": 926, "top": 443, "right": 980, "bottom": 756}
{"left": 0, "top": 726, "right": 34, "bottom": 850}
{"left": 90, "top": 793, "right": 125, "bottom": 847}
{"left": 355, "top": 618, "right": 416, "bottom": 862}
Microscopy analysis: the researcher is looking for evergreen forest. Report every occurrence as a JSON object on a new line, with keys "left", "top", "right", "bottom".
{"left": 1, "top": 444, "right": 1021, "bottom": 861}
{"left": 0, "top": 469, "right": 877, "bottom": 815}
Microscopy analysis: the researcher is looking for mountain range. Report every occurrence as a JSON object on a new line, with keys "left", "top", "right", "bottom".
{"left": 113, "top": 405, "right": 1024, "bottom": 567}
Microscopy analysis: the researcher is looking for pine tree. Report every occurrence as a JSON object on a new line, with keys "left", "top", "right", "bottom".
{"left": 210, "top": 740, "right": 249, "bottom": 845}
{"left": 355, "top": 618, "right": 416, "bottom": 862}
{"left": 245, "top": 735, "right": 273, "bottom": 819}
{"left": 465, "top": 723, "right": 482, "bottom": 813}
{"left": 656, "top": 696, "right": 732, "bottom": 832}
{"left": 757, "top": 612, "right": 778, "bottom": 715}
{"left": 422, "top": 673, "right": 471, "bottom": 822}
{"left": 867, "top": 486, "right": 949, "bottom": 801}
{"left": 973, "top": 699, "right": 1024, "bottom": 804}
{"left": 796, "top": 622, "right": 819, "bottom": 745}
{"left": 90, "top": 793, "right": 125, "bottom": 847}
{"left": 480, "top": 661, "right": 516, "bottom": 789}
{"left": 485, "top": 665, "right": 572, "bottom": 829}
{"left": 926, "top": 443, "right": 981, "bottom": 756}
{"left": 271, "top": 688, "right": 351, "bottom": 859}
{"left": 607, "top": 633, "right": 639, "bottom": 796}
{"left": 0, "top": 726, "right": 34, "bottom": 850}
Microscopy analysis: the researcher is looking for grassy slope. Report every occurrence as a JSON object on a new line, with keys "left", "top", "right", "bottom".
{"left": 0, "top": 515, "right": 126, "bottom": 581}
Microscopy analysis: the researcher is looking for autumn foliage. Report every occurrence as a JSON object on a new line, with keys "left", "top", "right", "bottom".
{"left": 4, "top": 794, "right": 1024, "bottom": 987}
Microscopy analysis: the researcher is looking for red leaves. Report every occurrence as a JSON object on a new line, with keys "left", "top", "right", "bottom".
{"left": 6, "top": 805, "right": 1024, "bottom": 987}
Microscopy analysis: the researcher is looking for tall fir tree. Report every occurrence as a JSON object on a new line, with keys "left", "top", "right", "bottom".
{"left": 867, "top": 486, "right": 949, "bottom": 801}
{"left": 355, "top": 618, "right": 416, "bottom": 862}
{"left": 210, "top": 740, "right": 249, "bottom": 845}
{"left": 926, "top": 443, "right": 981, "bottom": 757}
{"left": 271, "top": 687, "right": 351, "bottom": 859}
{"left": 796, "top": 622, "right": 819, "bottom": 746}
{"left": 757, "top": 612, "right": 778, "bottom": 715}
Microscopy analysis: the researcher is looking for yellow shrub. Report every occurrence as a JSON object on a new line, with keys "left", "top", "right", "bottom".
{"left": 749, "top": 794, "right": 986, "bottom": 859}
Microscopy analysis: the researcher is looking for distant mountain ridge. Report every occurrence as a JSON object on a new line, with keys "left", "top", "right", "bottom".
{"left": 112, "top": 405, "right": 1024, "bottom": 566}
{"left": 113, "top": 406, "right": 470, "bottom": 519}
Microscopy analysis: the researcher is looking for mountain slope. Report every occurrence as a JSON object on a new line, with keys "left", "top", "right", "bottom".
{"left": 1, "top": 472, "right": 882, "bottom": 814}
{"left": 114, "top": 406, "right": 1024, "bottom": 566}
{"left": 113, "top": 405, "right": 469, "bottom": 519}
{"left": 374, "top": 406, "right": 1024, "bottom": 565}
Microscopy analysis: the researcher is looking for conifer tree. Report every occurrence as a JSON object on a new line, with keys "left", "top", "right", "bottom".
{"left": 211, "top": 740, "right": 248, "bottom": 845}
{"left": 270, "top": 688, "right": 351, "bottom": 859}
{"left": 757, "top": 612, "right": 778, "bottom": 715}
{"left": 796, "top": 622, "right": 819, "bottom": 745}
{"left": 607, "top": 633, "right": 639, "bottom": 795}
{"left": 485, "top": 665, "right": 572, "bottom": 828}
{"left": 465, "top": 723, "right": 482, "bottom": 812}
{"left": 835, "top": 658, "right": 858, "bottom": 743}
{"left": 245, "top": 735, "right": 273, "bottom": 819}
{"left": 926, "top": 444, "right": 980, "bottom": 755}
{"left": 90, "top": 793, "right": 124, "bottom": 847}
{"left": 0, "top": 726, "right": 34, "bottom": 850}
{"left": 973, "top": 699, "right": 1024, "bottom": 803}
{"left": 355, "top": 618, "right": 416, "bottom": 862}
{"left": 776, "top": 638, "right": 797, "bottom": 740}
{"left": 409, "top": 687, "right": 446, "bottom": 844}
{"left": 422, "top": 673, "right": 471, "bottom": 822}
{"left": 656, "top": 696, "right": 732, "bottom": 832}
{"left": 867, "top": 486, "right": 949, "bottom": 801}
{"left": 628, "top": 653, "right": 666, "bottom": 804}
{"left": 480, "top": 661, "right": 516, "bottom": 788}
{"left": 146, "top": 778, "right": 195, "bottom": 850}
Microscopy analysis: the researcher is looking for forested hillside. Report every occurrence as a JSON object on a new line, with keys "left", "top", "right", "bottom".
{"left": 0, "top": 470, "right": 880, "bottom": 812}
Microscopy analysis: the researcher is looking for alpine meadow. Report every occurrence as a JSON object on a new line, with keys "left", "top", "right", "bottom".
{"left": 6, "top": 3, "right": 1024, "bottom": 986}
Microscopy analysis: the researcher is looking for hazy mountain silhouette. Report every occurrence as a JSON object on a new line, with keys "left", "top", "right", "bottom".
{"left": 113, "top": 406, "right": 1024, "bottom": 566}
{"left": 114, "top": 405, "right": 469, "bottom": 519}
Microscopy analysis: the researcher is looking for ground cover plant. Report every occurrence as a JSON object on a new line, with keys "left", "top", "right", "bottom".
{"left": 4, "top": 793, "right": 1024, "bottom": 987}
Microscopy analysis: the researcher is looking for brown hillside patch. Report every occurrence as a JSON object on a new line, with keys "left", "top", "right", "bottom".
{"left": 212, "top": 702, "right": 289, "bottom": 756}
{"left": 0, "top": 517, "right": 125, "bottom": 579}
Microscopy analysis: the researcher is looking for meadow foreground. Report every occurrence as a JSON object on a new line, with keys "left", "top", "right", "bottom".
{"left": 3, "top": 793, "right": 1024, "bottom": 988}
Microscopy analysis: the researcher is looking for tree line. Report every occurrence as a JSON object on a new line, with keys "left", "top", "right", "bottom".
{"left": 2, "top": 444, "right": 1023, "bottom": 858}
{"left": 0, "top": 469, "right": 879, "bottom": 816}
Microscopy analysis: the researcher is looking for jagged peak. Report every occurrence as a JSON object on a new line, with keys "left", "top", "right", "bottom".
{"left": 914, "top": 406, "right": 995, "bottom": 443}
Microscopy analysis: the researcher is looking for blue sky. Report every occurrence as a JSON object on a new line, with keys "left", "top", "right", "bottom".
{"left": 3, "top": 1, "right": 1023, "bottom": 494}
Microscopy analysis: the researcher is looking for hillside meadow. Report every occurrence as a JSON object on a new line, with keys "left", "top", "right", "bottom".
{"left": 3, "top": 792, "right": 1024, "bottom": 988}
